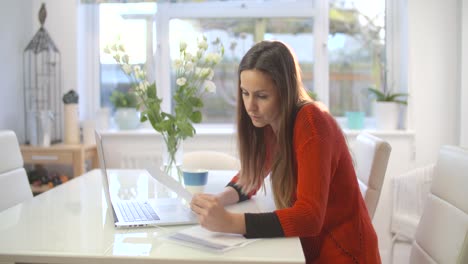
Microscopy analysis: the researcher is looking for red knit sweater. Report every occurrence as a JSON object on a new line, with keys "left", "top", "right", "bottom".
{"left": 231, "top": 103, "right": 381, "bottom": 263}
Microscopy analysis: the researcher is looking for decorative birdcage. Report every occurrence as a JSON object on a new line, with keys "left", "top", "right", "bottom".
{"left": 23, "top": 3, "right": 62, "bottom": 145}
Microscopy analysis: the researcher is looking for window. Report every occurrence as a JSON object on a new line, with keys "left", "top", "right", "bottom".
{"left": 167, "top": 17, "right": 314, "bottom": 123}
{"left": 99, "top": 2, "right": 157, "bottom": 110}
{"left": 328, "top": 0, "right": 386, "bottom": 117}
{"left": 96, "top": 0, "right": 391, "bottom": 127}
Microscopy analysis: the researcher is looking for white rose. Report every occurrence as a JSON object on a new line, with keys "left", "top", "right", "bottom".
{"left": 118, "top": 44, "right": 125, "bottom": 52}
{"left": 207, "top": 68, "right": 214, "bottom": 80}
{"left": 185, "top": 61, "right": 194, "bottom": 72}
{"left": 113, "top": 54, "right": 120, "bottom": 63}
{"left": 198, "top": 40, "right": 208, "bottom": 50}
{"left": 180, "top": 41, "right": 187, "bottom": 51}
{"left": 122, "top": 64, "right": 132, "bottom": 75}
{"left": 122, "top": 54, "right": 129, "bottom": 64}
{"left": 136, "top": 81, "right": 148, "bottom": 93}
{"left": 133, "top": 65, "right": 145, "bottom": 80}
{"left": 203, "top": 80, "right": 216, "bottom": 93}
{"left": 197, "top": 49, "right": 204, "bottom": 58}
{"left": 185, "top": 53, "right": 193, "bottom": 61}
{"left": 200, "top": 67, "right": 211, "bottom": 78}
{"left": 173, "top": 59, "right": 183, "bottom": 69}
{"left": 205, "top": 53, "right": 221, "bottom": 64}
{"left": 194, "top": 67, "right": 202, "bottom": 77}
{"left": 176, "top": 77, "right": 187, "bottom": 86}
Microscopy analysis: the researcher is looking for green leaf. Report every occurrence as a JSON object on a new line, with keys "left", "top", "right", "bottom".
{"left": 387, "top": 93, "right": 409, "bottom": 101}
{"left": 177, "top": 121, "right": 195, "bottom": 139}
{"left": 367, "top": 87, "right": 386, "bottom": 101}
{"left": 189, "top": 96, "right": 203, "bottom": 108}
{"left": 190, "top": 111, "right": 202, "bottom": 123}
{"left": 392, "top": 100, "right": 408, "bottom": 105}
{"left": 367, "top": 87, "right": 408, "bottom": 104}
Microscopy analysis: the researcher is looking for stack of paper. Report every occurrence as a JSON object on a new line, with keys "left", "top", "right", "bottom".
{"left": 169, "top": 225, "right": 258, "bottom": 252}
{"left": 146, "top": 165, "right": 262, "bottom": 251}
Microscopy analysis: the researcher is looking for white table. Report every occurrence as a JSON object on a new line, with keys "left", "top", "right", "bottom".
{"left": 0, "top": 169, "right": 305, "bottom": 264}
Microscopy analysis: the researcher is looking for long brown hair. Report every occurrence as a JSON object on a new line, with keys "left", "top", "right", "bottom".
{"left": 236, "top": 41, "right": 311, "bottom": 209}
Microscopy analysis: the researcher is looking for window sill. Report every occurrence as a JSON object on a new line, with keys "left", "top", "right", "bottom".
{"left": 101, "top": 124, "right": 414, "bottom": 138}
{"left": 342, "top": 128, "right": 415, "bottom": 138}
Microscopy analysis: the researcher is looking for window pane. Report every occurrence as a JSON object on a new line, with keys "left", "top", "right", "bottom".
{"left": 99, "top": 3, "right": 156, "bottom": 110}
{"left": 328, "top": 0, "right": 385, "bottom": 116}
{"left": 168, "top": 17, "right": 314, "bottom": 124}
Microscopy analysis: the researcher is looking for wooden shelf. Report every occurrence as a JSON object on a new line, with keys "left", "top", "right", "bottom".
{"left": 20, "top": 143, "right": 99, "bottom": 178}
{"left": 21, "top": 143, "right": 99, "bottom": 194}
{"left": 30, "top": 184, "right": 52, "bottom": 194}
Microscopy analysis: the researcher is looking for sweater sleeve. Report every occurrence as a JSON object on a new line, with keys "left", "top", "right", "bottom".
{"left": 244, "top": 212, "right": 285, "bottom": 238}
{"left": 226, "top": 177, "right": 251, "bottom": 202}
{"left": 274, "top": 105, "right": 339, "bottom": 237}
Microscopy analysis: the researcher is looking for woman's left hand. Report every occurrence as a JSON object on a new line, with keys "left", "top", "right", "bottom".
{"left": 190, "top": 193, "right": 238, "bottom": 233}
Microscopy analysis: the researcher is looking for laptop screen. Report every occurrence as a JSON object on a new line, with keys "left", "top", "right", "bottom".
{"left": 94, "top": 130, "right": 113, "bottom": 209}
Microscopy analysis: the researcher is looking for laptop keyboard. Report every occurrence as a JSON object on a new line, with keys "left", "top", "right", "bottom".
{"left": 117, "top": 200, "right": 160, "bottom": 222}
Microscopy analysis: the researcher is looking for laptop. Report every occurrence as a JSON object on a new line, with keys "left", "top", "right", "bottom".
{"left": 95, "top": 130, "right": 198, "bottom": 228}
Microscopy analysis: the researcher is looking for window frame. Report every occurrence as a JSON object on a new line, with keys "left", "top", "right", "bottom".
{"left": 154, "top": 1, "right": 321, "bottom": 114}
{"left": 81, "top": 0, "right": 406, "bottom": 131}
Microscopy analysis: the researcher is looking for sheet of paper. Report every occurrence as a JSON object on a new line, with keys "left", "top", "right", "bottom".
{"left": 145, "top": 165, "right": 193, "bottom": 202}
{"left": 168, "top": 225, "right": 258, "bottom": 252}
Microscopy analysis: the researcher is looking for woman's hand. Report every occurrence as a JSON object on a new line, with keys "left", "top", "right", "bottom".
{"left": 190, "top": 193, "right": 245, "bottom": 234}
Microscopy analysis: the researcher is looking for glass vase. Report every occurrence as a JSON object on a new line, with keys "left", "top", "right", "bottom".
{"left": 161, "top": 137, "right": 183, "bottom": 184}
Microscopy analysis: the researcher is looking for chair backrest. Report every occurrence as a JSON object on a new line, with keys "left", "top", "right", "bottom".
{"left": 0, "top": 130, "right": 33, "bottom": 211}
{"left": 410, "top": 145, "right": 468, "bottom": 264}
{"left": 353, "top": 132, "right": 392, "bottom": 219}
{"left": 183, "top": 151, "right": 240, "bottom": 171}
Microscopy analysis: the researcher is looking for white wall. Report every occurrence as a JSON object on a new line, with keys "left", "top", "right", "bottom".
{"left": 31, "top": 0, "right": 78, "bottom": 105}
{"left": 0, "top": 0, "right": 77, "bottom": 143}
{"left": 0, "top": 0, "right": 33, "bottom": 142}
{"left": 461, "top": 0, "right": 468, "bottom": 147}
{"left": 408, "top": 0, "right": 460, "bottom": 166}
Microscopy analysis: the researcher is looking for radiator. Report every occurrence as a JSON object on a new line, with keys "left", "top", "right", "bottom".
{"left": 120, "top": 151, "right": 161, "bottom": 169}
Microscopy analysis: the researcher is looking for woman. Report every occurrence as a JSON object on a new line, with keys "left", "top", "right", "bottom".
{"left": 190, "top": 40, "right": 381, "bottom": 263}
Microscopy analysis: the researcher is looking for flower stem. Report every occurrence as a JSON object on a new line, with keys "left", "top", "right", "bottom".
{"left": 163, "top": 134, "right": 183, "bottom": 183}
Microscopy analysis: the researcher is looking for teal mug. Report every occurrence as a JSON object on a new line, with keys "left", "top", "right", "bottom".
{"left": 345, "top": 111, "right": 365, "bottom": 130}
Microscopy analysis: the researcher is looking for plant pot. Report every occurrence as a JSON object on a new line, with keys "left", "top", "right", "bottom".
{"left": 114, "top": 108, "right": 140, "bottom": 130}
{"left": 374, "top": 102, "right": 399, "bottom": 130}
{"left": 64, "top": 104, "right": 80, "bottom": 144}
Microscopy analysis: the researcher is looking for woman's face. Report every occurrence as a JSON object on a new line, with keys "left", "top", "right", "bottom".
{"left": 240, "top": 69, "right": 281, "bottom": 133}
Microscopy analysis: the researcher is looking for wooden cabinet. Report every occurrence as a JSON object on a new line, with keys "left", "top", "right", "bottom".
{"left": 20, "top": 144, "right": 99, "bottom": 193}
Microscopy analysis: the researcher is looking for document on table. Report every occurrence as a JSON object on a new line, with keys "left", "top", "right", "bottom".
{"left": 168, "top": 225, "right": 259, "bottom": 252}
{"left": 146, "top": 165, "right": 193, "bottom": 202}
{"left": 147, "top": 165, "right": 260, "bottom": 251}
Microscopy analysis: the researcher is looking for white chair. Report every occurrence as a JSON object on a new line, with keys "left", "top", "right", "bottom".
{"left": 409, "top": 145, "right": 468, "bottom": 264}
{"left": 389, "top": 164, "right": 435, "bottom": 264}
{"left": 353, "top": 132, "right": 392, "bottom": 219}
{"left": 183, "top": 151, "right": 240, "bottom": 171}
{"left": 0, "top": 130, "right": 33, "bottom": 211}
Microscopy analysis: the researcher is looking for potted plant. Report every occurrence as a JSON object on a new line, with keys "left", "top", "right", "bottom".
{"left": 367, "top": 87, "right": 408, "bottom": 130}
{"left": 110, "top": 90, "right": 140, "bottom": 130}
